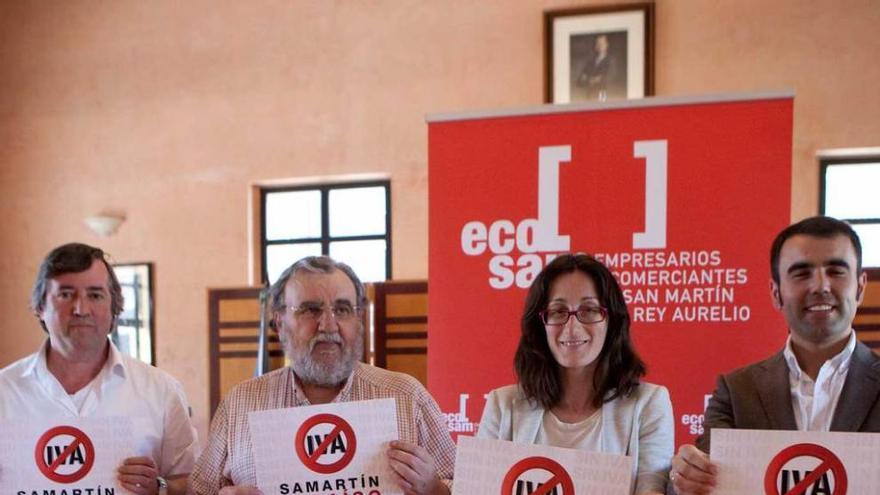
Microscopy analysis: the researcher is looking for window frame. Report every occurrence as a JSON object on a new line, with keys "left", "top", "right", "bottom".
{"left": 259, "top": 180, "right": 392, "bottom": 284}
{"left": 819, "top": 154, "right": 880, "bottom": 274}
{"left": 110, "top": 262, "right": 155, "bottom": 365}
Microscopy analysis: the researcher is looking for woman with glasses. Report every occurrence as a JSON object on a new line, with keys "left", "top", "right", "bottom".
{"left": 477, "top": 253, "right": 673, "bottom": 494}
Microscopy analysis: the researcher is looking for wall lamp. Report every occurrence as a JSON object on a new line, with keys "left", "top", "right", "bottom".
{"left": 84, "top": 213, "right": 126, "bottom": 237}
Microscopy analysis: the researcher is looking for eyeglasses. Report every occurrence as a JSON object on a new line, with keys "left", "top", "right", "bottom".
{"left": 289, "top": 303, "right": 363, "bottom": 322}
{"left": 540, "top": 306, "right": 608, "bottom": 326}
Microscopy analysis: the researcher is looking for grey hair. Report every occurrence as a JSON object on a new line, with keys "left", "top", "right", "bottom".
{"left": 267, "top": 255, "right": 366, "bottom": 312}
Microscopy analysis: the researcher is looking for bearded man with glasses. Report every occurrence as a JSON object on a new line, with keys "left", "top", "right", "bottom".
{"left": 190, "top": 256, "right": 455, "bottom": 495}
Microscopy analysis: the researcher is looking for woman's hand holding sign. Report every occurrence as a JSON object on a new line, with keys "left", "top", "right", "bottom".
{"left": 670, "top": 444, "right": 718, "bottom": 495}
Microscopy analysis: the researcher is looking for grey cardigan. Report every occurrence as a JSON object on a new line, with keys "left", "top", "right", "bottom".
{"left": 477, "top": 382, "right": 674, "bottom": 494}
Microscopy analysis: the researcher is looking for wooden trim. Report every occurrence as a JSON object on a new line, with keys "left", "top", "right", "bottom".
{"left": 866, "top": 268, "right": 880, "bottom": 281}
{"left": 360, "top": 285, "right": 371, "bottom": 364}
{"left": 374, "top": 282, "right": 388, "bottom": 368}
{"left": 855, "top": 324, "right": 880, "bottom": 332}
{"left": 386, "top": 331, "right": 428, "bottom": 340}
{"left": 146, "top": 263, "right": 156, "bottom": 366}
{"left": 249, "top": 184, "right": 263, "bottom": 286}
{"left": 265, "top": 234, "right": 387, "bottom": 245}
{"left": 209, "top": 287, "right": 264, "bottom": 416}
{"left": 543, "top": 9, "right": 552, "bottom": 104}
{"left": 212, "top": 288, "right": 263, "bottom": 299}
{"left": 373, "top": 281, "right": 429, "bottom": 369}
{"left": 381, "top": 282, "right": 428, "bottom": 295}
{"left": 208, "top": 290, "right": 220, "bottom": 416}
{"left": 220, "top": 350, "right": 285, "bottom": 359}
{"left": 385, "top": 182, "right": 393, "bottom": 279}
{"left": 387, "top": 316, "right": 428, "bottom": 324}
{"left": 218, "top": 321, "right": 261, "bottom": 329}
{"left": 219, "top": 335, "right": 280, "bottom": 344}
{"left": 644, "top": 2, "right": 655, "bottom": 96}
{"left": 387, "top": 348, "right": 427, "bottom": 355}
{"left": 858, "top": 307, "right": 880, "bottom": 315}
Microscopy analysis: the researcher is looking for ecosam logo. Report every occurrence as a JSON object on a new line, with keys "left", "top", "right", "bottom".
{"left": 460, "top": 141, "right": 668, "bottom": 289}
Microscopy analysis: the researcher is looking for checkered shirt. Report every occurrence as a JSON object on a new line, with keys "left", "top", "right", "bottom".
{"left": 189, "top": 363, "right": 455, "bottom": 494}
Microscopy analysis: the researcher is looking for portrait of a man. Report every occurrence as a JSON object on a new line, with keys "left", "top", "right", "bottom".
{"left": 570, "top": 31, "right": 628, "bottom": 102}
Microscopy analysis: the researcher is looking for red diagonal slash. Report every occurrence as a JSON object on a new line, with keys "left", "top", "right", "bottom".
{"left": 530, "top": 474, "right": 564, "bottom": 495}
{"left": 34, "top": 426, "right": 95, "bottom": 483}
{"left": 764, "top": 443, "right": 847, "bottom": 495}
{"left": 782, "top": 459, "right": 833, "bottom": 495}
{"left": 500, "top": 456, "right": 574, "bottom": 495}
{"left": 295, "top": 413, "right": 357, "bottom": 474}
{"left": 47, "top": 438, "right": 83, "bottom": 473}
{"left": 306, "top": 424, "right": 343, "bottom": 463}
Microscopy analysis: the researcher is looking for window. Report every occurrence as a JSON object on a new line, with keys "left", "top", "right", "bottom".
{"left": 260, "top": 181, "right": 391, "bottom": 284}
{"left": 820, "top": 151, "right": 880, "bottom": 268}
{"left": 111, "top": 263, "right": 154, "bottom": 365}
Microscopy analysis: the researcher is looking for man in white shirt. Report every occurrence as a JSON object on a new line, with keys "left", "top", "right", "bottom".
{"left": 669, "top": 216, "right": 880, "bottom": 495}
{"left": 0, "top": 243, "right": 197, "bottom": 495}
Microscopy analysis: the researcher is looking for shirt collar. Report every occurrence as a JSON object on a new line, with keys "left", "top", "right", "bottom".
{"left": 783, "top": 331, "right": 856, "bottom": 381}
{"left": 20, "top": 339, "right": 51, "bottom": 379}
{"left": 105, "top": 340, "right": 128, "bottom": 379}
{"left": 21, "top": 338, "right": 127, "bottom": 381}
{"left": 292, "top": 363, "right": 358, "bottom": 406}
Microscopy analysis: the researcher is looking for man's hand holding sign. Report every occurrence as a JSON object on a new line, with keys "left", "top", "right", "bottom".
{"left": 117, "top": 457, "right": 170, "bottom": 495}
{"left": 387, "top": 441, "right": 448, "bottom": 495}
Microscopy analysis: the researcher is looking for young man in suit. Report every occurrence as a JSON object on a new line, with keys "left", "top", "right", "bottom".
{"left": 670, "top": 216, "right": 879, "bottom": 495}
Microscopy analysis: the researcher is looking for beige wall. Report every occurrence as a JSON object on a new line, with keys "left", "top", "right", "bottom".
{"left": 1, "top": 0, "right": 878, "bottom": 441}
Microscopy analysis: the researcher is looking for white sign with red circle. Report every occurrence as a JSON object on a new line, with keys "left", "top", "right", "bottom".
{"left": 294, "top": 413, "right": 358, "bottom": 474}
{"left": 452, "top": 436, "right": 632, "bottom": 495}
{"left": 249, "top": 398, "right": 401, "bottom": 495}
{"left": 35, "top": 426, "right": 96, "bottom": 483}
{"left": 0, "top": 417, "right": 134, "bottom": 492}
{"left": 499, "top": 456, "right": 575, "bottom": 495}
{"left": 710, "top": 429, "right": 880, "bottom": 494}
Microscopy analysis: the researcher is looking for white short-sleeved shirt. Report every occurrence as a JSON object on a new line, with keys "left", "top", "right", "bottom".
{"left": 0, "top": 339, "right": 198, "bottom": 477}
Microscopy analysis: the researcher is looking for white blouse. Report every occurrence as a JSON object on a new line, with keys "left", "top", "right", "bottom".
{"left": 535, "top": 408, "right": 603, "bottom": 451}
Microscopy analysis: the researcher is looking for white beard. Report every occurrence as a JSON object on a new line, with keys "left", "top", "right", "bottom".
{"left": 289, "top": 329, "right": 364, "bottom": 387}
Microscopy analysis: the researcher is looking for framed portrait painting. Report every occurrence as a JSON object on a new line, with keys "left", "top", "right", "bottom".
{"left": 544, "top": 3, "right": 655, "bottom": 104}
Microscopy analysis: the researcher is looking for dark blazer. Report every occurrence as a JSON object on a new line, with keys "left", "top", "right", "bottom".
{"left": 696, "top": 340, "right": 880, "bottom": 452}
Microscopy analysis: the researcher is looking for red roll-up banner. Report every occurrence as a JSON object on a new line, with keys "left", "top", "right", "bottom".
{"left": 427, "top": 93, "right": 793, "bottom": 445}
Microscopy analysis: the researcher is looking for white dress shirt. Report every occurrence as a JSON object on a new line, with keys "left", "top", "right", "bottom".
{"left": 0, "top": 339, "right": 198, "bottom": 477}
{"left": 783, "top": 331, "right": 856, "bottom": 432}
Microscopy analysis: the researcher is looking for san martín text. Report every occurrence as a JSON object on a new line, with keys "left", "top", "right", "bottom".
{"left": 17, "top": 487, "right": 116, "bottom": 495}
{"left": 277, "top": 474, "right": 381, "bottom": 495}
{"left": 595, "top": 250, "right": 752, "bottom": 324}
